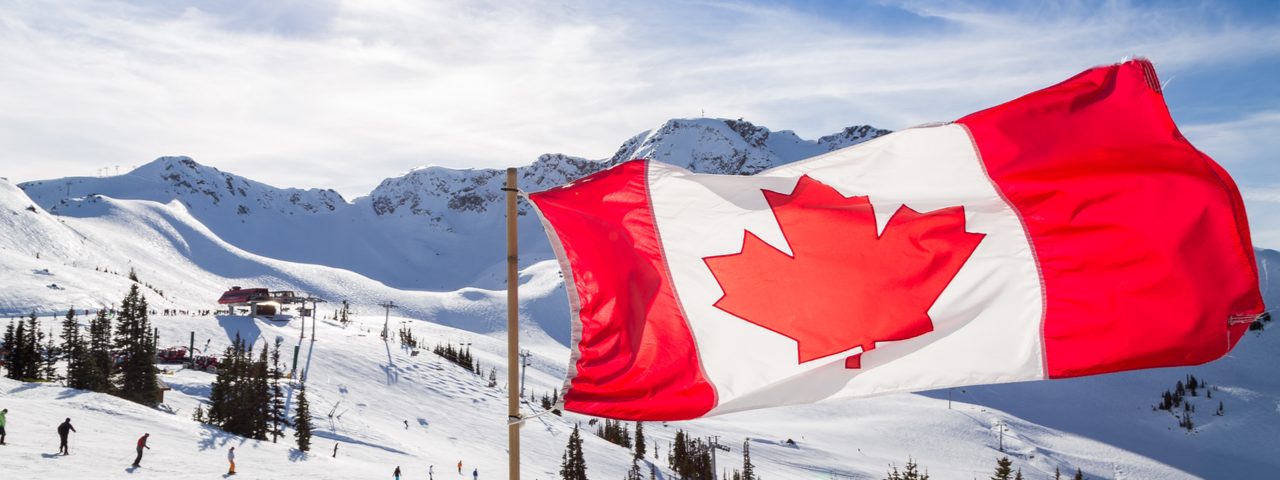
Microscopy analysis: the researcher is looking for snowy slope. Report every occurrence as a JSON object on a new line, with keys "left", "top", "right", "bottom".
{"left": 4, "top": 300, "right": 1278, "bottom": 480}
{"left": 0, "top": 176, "right": 567, "bottom": 347}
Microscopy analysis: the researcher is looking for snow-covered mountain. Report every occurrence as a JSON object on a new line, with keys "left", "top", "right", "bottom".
{"left": 4, "top": 116, "right": 1280, "bottom": 479}
{"left": 20, "top": 119, "right": 888, "bottom": 294}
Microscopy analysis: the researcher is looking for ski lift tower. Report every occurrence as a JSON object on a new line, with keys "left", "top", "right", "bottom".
{"left": 518, "top": 349, "right": 532, "bottom": 397}
{"left": 379, "top": 301, "right": 397, "bottom": 340}
{"left": 300, "top": 295, "right": 326, "bottom": 341}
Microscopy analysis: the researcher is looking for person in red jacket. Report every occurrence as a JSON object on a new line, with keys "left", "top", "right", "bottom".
{"left": 132, "top": 433, "right": 150, "bottom": 467}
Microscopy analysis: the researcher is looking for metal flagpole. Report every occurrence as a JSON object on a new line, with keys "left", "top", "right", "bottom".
{"left": 505, "top": 167, "right": 521, "bottom": 480}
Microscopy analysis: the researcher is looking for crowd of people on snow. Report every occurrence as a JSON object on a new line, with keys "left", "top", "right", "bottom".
{"left": 3, "top": 307, "right": 224, "bottom": 322}
{"left": 1, "top": 408, "right": 489, "bottom": 478}
{"left": 392, "top": 461, "right": 480, "bottom": 479}
{"left": 159, "top": 309, "right": 216, "bottom": 317}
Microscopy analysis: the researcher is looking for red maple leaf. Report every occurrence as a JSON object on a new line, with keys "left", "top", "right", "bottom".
{"left": 703, "top": 175, "right": 985, "bottom": 369}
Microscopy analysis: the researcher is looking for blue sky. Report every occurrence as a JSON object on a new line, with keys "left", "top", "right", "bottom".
{"left": 1, "top": 0, "right": 1278, "bottom": 244}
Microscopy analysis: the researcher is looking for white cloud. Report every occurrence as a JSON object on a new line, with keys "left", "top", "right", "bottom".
{"left": 1182, "top": 111, "right": 1280, "bottom": 177}
{"left": 0, "top": 0, "right": 1276, "bottom": 200}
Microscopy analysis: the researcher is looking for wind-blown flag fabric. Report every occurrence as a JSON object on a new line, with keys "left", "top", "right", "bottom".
{"left": 527, "top": 59, "right": 1265, "bottom": 421}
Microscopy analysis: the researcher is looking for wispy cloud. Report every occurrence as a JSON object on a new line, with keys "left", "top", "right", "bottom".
{"left": 0, "top": 0, "right": 1276, "bottom": 200}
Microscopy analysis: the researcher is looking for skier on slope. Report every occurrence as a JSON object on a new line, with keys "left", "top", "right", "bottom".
{"left": 0, "top": 408, "right": 7, "bottom": 445}
{"left": 227, "top": 446, "right": 236, "bottom": 475}
{"left": 457, "top": 460, "right": 462, "bottom": 474}
{"left": 472, "top": 467, "right": 478, "bottom": 479}
{"left": 393, "top": 465, "right": 401, "bottom": 480}
{"left": 57, "top": 418, "right": 76, "bottom": 455}
{"left": 132, "top": 433, "right": 150, "bottom": 467}
{"left": 428, "top": 464, "right": 434, "bottom": 479}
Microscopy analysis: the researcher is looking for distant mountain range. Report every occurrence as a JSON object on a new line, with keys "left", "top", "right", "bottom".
{"left": 18, "top": 118, "right": 889, "bottom": 292}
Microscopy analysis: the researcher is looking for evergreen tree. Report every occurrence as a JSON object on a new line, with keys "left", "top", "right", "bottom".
{"left": 1073, "top": 468, "right": 1085, "bottom": 480}
{"left": 206, "top": 335, "right": 274, "bottom": 440}
{"left": 294, "top": 381, "right": 313, "bottom": 452}
{"left": 2, "top": 321, "right": 15, "bottom": 379}
{"left": 85, "top": 309, "right": 114, "bottom": 392}
{"left": 114, "top": 284, "right": 159, "bottom": 405}
{"left": 991, "top": 456, "right": 1014, "bottom": 480}
{"left": 885, "top": 457, "right": 929, "bottom": 480}
{"left": 251, "top": 344, "right": 272, "bottom": 439}
{"left": 192, "top": 403, "right": 207, "bottom": 424}
{"left": 667, "top": 430, "right": 712, "bottom": 479}
{"left": 4, "top": 312, "right": 48, "bottom": 381}
{"left": 625, "top": 460, "right": 643, "bottom": 480}
{"left": 742, "top": 439, "right": 755, "bottom": 480}
{"left": 560, "top": 423, "right": 587, "bottom": 480}
{"left": 269, "top": 342, "right": 286, "bottom": 443}
{"left": 206, "top": 337, "right": 238, "bottom": 431}
{"left": 634, "top": 422, "right": 646, "bottom": 461}
{"left": 20, "top": 312, "right": 45, "bottom": 380}
{"left": 41, "top": 330, "right": 58, "bottom": 381}
{"left": 1014, "top": 468, "right": 1023, "bottom": 480}
{"left": 669, "top": 430, "right": 687, "bottom": 474}
{"left": 1054, "top": 467, "right": 1062, "bottom": 480}
{"left": 62, "top": 308, "right": 93, "bottom": 389}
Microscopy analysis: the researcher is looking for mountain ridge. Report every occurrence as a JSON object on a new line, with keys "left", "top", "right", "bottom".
{"left": 19, "top": 118, "right": 890, "bottom": 292}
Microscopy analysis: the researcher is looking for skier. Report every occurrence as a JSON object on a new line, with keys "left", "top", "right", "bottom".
{"left": 57, "top": 418, "right": 76, "bottom": 455}
{"left": 0, "top": 408, "right": 7, "bottom": 445}
{"left": 472, "top": 467, "right": 478, "bottom": 479}
{"left": 393, "top": 466, "right": 401, "bottom": 480}
{"left": 227, "top": 446, "right": 236, "bottom": 475}
{"left": 132, "top": 433, "right": 150, "bottom": 467}
{"left": 457, "top": 460, "right": 462, "bottom": 474}
{"left": 429, "top": 464, "right": 434, "bottom": 480}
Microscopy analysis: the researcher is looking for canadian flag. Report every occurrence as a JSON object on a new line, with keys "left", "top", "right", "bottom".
{"left": 528, "top": 59, "right": 1265, "bottom": 421}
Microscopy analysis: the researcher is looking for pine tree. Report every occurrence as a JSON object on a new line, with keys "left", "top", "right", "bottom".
{"left": 62, "top": 308, "right": 93, "bottom": 389}
{"left": 41, "top": 331, "right": 58, "bottom": 381}
{"left": 625, "top": 460, "right": 644, "bottom": 480}
{"left": 207, "top": 335, "right": 274, "bottom": 440}
{"left": 669, "top": 430, "right": 688, "bottom": 475}
{"left": 1073, "top": 468, "right": 1085, "bottom": 480}
{"left": 252, "top": 344, "right": 272, "bottom": 439}
{"left": 560, "top": 424, "right": 587, "bottom": 480}
{"left": 294, "top": 381, "right": 313, "bottom": 452}
{"left": 20, "top": 312, "right": 45, "bottom": 380}
{"left": 269, "top": 342, "right": 286, "bottom": 443}
{"left": 991, "top": 456, "right": 1014, "bottom": 480}
{"left": 1014, "top": 468, "right": 1023, "bottom": 480}
{"left": 114, "top": 284, "right": 159, "bottom": 405}
{"left": 2, "top": 321, "right": 15, "bottom": 379}
{"left": 83, "top": 309, "right": 114, "bottom": 392}
{"left": 742, "top": 439, "right": 755, "bottom": 480}
{"left": 634, "top": 422, "right": 647, "bottom": 461}
{"left": 886, "top": 457, "right": 929, "bottom": 480}
{"left": 192, "top": 403, "right": 207, "bottom": 424}
{"left": 1054, "top": 467, "right": 1062, "bottom": 480}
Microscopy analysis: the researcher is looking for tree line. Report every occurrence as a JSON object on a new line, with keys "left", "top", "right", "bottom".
{"left": 191, "top": 334, "right": 313, "bottom": 453}
{"left": 3, "top": 278, "right": 160, "bottom": 406}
